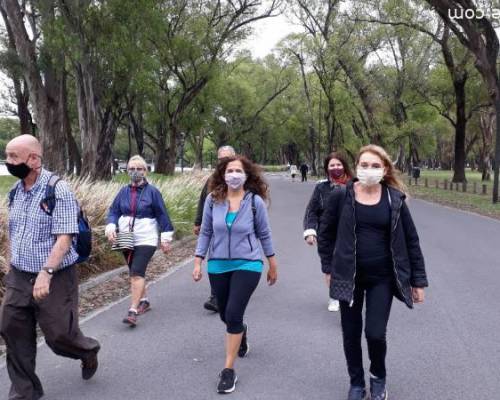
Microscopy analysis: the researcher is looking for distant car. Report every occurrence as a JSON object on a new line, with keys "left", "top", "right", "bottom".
{"left": 118, "top": 162, "right": 127, "bottom": 173}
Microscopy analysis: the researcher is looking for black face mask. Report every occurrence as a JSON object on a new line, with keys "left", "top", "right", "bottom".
{"left": 6, "top": 160, "right": 31, "bottom": 179}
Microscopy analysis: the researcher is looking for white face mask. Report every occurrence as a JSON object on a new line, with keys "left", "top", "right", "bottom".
{"left": 356, "top": 168, "right": 384, "bottom": 186}
{"left": 225, "top": 172, "right": 247, "bottom": 189}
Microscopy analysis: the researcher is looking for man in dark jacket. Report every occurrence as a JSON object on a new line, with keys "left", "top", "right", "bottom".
{"left": 193, "top": 145, "right": 236, "bottom": 312}
{"left": 300, "top": 162, "right": 309, "bottom": 182}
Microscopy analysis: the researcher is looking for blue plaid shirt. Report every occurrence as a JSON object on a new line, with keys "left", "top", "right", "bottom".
{"left": 8, "top": 169, "right": 79, "bottom": 273}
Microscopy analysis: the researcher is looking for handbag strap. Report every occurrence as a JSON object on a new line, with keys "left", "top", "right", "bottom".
{"left": 129, "top": 185, "right": 146, "bottom": 232}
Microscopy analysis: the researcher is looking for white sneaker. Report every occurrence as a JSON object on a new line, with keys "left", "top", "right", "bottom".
{"left": 328, "top": 298, "right": 339, "bottom": 312}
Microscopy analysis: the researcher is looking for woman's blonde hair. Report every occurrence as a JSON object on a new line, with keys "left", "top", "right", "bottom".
{"left": 127, "top": 155, "right": 148, "bottom": 172}
{"left": 356, "top": 145, "right": 407, "bottom": 194}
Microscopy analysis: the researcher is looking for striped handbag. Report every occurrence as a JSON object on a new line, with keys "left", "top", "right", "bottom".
{"left": 111, "top": 187, "right": 145, "bottom": 251}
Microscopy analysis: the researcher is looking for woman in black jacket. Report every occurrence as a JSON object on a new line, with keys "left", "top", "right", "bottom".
{"left": 303, "top": 152, "right": 352, "bottom": 312}
{"left": 318, "top": 145, "right": 428, "bottom": 400}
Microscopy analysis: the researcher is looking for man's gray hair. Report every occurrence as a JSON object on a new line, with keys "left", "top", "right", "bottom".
{"left": 217, "top": 145, "right": 236, "bottom": 156}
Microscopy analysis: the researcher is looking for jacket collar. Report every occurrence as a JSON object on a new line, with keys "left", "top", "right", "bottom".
{"left": 347, "top": 178, "right": 406, "bottom": 210}
{"left": 128, "top": 179, "right": 149, "bottom": 190}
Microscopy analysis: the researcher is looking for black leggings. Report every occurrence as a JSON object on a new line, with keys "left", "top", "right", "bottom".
{"left": 208, "top": 270, "right": 261, "bottom": 334}
{"left": 123, "top": 245, "right": 156, "bottom": 278}
{"left": 339, "top": 277, "right": 395, "bottom": 387}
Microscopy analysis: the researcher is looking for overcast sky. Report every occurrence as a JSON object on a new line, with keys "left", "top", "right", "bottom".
{"left": 241, "top": 13, "right": 301, "bottom": 58}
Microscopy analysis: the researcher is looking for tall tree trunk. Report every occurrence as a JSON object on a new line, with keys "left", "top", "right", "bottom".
{"left": 13, "top": 78, "right": 34, "bottom": 136}
{"left": 295, "top": 52, "right": 318, "bottom": 175}
{"left": 493, "top": 93, "right": 500, "bottom": 201}
{"left": 155, "top": 135, "right": 168, "bottom": 174}
{"left": 129, "top": 101, "right": 145, "bottom": 157}
{"left": 452, "top": 76, "right": 467, "bottom": 182}
{"left": 1, "top": 0, "right": 65, "bottom": 172}
{"left": 325, "top": 96, "right": 336, "bottom": 152}
{"left": 60, "top": 68, "right": 81, "bottom": 175}
{"left": 192, "top": 129, "right": 205, "bottom": 170}
{"left": 338, "top": 58, "right": 382, "bottom": 144}
{"left": 0, "top": 6, "right": 34, "bottom": 136}
{"left": 76, "top": 61, "right": 118, "bottom": 180}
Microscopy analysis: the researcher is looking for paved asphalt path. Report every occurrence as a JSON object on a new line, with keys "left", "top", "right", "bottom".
{"left": 0, "top": 175, "right": 499, "bottom": 400}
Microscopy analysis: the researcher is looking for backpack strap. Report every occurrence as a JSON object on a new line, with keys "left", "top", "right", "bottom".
{"left": 8, "top": 182, "right": 20, "bottom": 208}
{"left": 40, "top": 174, "right": 62, "bottom": 216}
{"left": 251, "top": 193, "right": 258, "bottom": 236}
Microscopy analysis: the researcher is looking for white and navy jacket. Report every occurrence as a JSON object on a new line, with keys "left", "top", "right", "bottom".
{"left": 105, "top": 182, "right": 174, "bottom": 246}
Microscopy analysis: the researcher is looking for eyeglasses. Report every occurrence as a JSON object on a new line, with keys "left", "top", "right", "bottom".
{"left": 128, "top": 167, "right": 145, "bottom": 172}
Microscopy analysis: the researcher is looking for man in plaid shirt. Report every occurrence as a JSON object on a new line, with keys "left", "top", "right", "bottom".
{"left": 0, "top": 135, "right": 100, "bottom": 400}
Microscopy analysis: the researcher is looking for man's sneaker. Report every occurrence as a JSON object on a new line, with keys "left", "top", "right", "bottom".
{"left": 137, "top": 300, "right": 151, "bottom": 315}
{"left": 370, "top": 376, "right": 388, "bottom": 400}
{"left": 217, "top": 368, "right": 237, "bottom": 394}
{"left": 347, "top": 385, "right": 367, "bottom": 400}
{"left": 81, "top": 349, "right": 99, "bottom": 380}
{"left": 204, "top": 295, "right": 219, "bottom": 313}
{"left": 122, "top": 310, "right": 138, "bottom": 327}
{"left": 328, "top": 298, "right": 340, "bottom": 312}
{"left": 238, "top": 324, "right": 250, "bottom": 358}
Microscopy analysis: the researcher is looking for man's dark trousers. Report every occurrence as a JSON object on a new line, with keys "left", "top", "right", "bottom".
{"left": 0, "top": 266, "right": 100, "bottom": 400}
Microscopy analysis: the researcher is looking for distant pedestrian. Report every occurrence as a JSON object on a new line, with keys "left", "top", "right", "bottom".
{"left": 300, "top": 162, "right": 309, "bottom": 182}
{"left": 193, "top": 145, "right": 236, "bottom": 313}
{"left": 290, "top": 164, "right": 298, "bottom": 181}
{"left": 303, "top": 152, "right": 353, "bottom": 312}
{"left": 0, "top": 135, "right": 101, "bottom": 400}
{"left": 106, "top": 155, "right": 174, "bottom": 327}
{"left": 193, "top": 155, "right": 277, "bottom": 394}
{"left": 318, "top": 145, "right": 428, "bottom": 400}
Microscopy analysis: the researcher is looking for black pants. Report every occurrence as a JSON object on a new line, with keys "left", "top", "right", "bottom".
{"left": 0, "top": 267, "right": 100, "bottom": 400}
{"left": 208, "top": 270, "right": 261, "bottom": 334}
{"left": 123, "top": 245, "right": 156, "bottom": 278}
{"left": 301, "top": 172, "right": 307, "bottom": 182}
{"left": 339, "top": 277, "right": 394, "bottom": 387}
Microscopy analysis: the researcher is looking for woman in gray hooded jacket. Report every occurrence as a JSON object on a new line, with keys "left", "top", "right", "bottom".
{"left": 193, "top": 155, "right": 278, "bottom": 395}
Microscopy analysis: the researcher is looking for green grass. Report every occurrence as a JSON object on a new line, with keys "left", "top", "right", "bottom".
{"left": 408, "top": 183, "right": 500, "bottom": 220}
{"left": 417, "top": 169, "right": 493, "bottom": 188}
{"left": 0, "top": 176, "right": 17, "bottom": 195}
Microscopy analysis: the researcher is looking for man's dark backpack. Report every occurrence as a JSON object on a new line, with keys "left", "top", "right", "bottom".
{"left": 9, "top": 175, "right": 92, "bottom": 264}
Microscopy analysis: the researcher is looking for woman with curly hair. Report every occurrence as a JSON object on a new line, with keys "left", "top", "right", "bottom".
{"left": 193, "top": 155, "right": 278, "bottom": 394}
{"left": 303, "top": 152, "right": 353, "bottom": 312}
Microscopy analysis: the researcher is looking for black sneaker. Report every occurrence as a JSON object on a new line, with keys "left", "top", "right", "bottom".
{"left": 204, "top": 295, "right": 219, "bottom": 313}
{"left": 81, "top": 348, "right": 99, "bottom": 380}
{"left": 238, "top": 324, "right": 249, "bottom": 358}
{"left": 122, "top": 310, "right": 138, "bottom": 327}
{"left": 347, "top": 386, "right": 367, "bottom": 400}
{"left": 370, "top": 376, "right": 388, "bottom": 400}
{"left": 217, "top": 368, "right": 237, "bottom": 394}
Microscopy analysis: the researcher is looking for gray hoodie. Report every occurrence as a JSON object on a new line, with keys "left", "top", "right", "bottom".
{"left": 195, "top": 191, "right": 275, "bottom": 261}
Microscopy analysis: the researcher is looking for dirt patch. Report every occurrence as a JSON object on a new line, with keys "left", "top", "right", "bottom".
{"left": 79, "top": 237, "right": 196, "bottom": 317}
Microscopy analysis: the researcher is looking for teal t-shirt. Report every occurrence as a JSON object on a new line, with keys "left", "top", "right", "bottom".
{"left": 207, "top": 211, "right": 263, "bottom": 274}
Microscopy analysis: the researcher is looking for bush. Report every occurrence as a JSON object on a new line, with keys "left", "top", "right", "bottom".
{"left": 0, "top": 173, "right": 206, "bottom": 299}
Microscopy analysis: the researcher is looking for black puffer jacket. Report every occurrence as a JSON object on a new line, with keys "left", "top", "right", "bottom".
{"left": 303, "top": 180, "right": 344, "bottom": 240}
{"left": 318, "top": 180, "right": 428, "bottom": 308}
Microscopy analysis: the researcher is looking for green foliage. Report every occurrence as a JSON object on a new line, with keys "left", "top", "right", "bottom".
{"left": 0, "top": 118, "right": 19, "bottom": 158}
